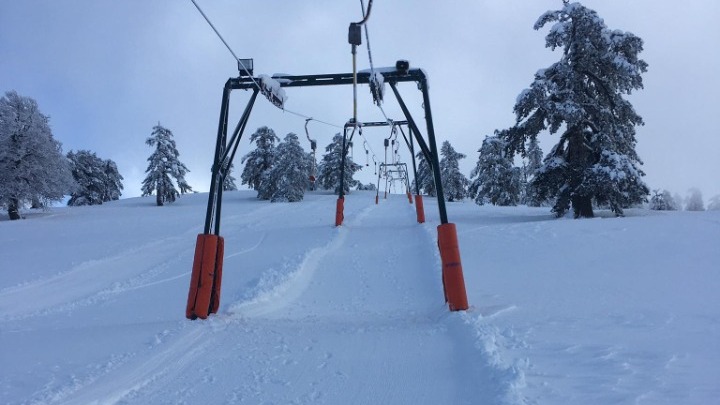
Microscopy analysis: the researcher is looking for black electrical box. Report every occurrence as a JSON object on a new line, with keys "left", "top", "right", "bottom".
{"left": 396, "top": 60, "right": 410, "bottom": 74}
{"left": 348, "top": 23, "right": 362, "bottom": 46}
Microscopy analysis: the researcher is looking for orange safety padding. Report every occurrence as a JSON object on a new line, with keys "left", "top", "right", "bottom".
{"left": 407, "top": 192, "right": 413, "bottom": 204}
{"left": 415, "top": 195, "right": 425, "bottom": 224}
{"left": 437, "top": 223, "right": 469, "bottom": 311}
{"left": 335, "top": 197, "right": 344, "bottom": 226}
{"left": 208, "top": 236, "right": 225, "bottom": 315}
{"left": 186, "top": 234, "right": 220, "bottom": 319}
{"left": 375, "top": 195, "right": 379, "bottom": 205}
{"left": 186, "top": 236, "right": 205, "bottom": 319}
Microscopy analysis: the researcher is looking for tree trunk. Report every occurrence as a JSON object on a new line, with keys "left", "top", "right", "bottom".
{"left": 156, "top": 186, "right": 163, "bottom": 206}
{"left": 8, "top": 198, "right": 21, "bottom": 220}
{"left": 566, "top": 127, "right": 594, "bottom": 218}
{"left": 572, "top": 195, "right": 594, "bottom": 218}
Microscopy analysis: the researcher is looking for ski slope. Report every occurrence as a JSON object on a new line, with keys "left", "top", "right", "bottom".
{"left": 1, "top": 191, "right": 718, "bottom": 404}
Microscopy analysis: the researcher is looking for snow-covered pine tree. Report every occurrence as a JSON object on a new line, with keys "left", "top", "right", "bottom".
{"left": 526, "top": 137, "right": 544, "bottom": 176}
{"left": 685, "top": 188, "right": 705, "bottom": 211}
{"left": 316, "top": 133, "right": 362, "bottom": 195}
{"left": 498, "top": 2, "right": 649, "bottom": 218}
{"left": 357, "top": 182, "right": 377, "bottom": 191}
{"left": 241, "top": 126, "right": 279, "bottom": 193}
{"left": 261, "top": 133, "right": 310, "bottom": 202}
{"left": 67, "top": 150, "right": 104, "bottom": 206}
{"left": 223, "top": 164, "right": 238, "bottom": 191}
{"left": 708, "top": 195, "right": 720, "bottom": 211}
{"left": 103, "top": 159, "right": 124, "bottom": 202}
{"left": 673, "top": 193, "right": 684, "bottom": 211}
{"left": 649, "top": 189, "right": 677, "bottom": 211}
{"left": 524, "top": 137, "right": 545, "bottom": 206}
{"left": 0, "top": 91, "right": 74, "bottom": 219}
{"left": 256, "top": 170, "right": 276, "bottom": 201}
{"left": 415, "top": 151, "right": 435, "bottom": 197}
{"left": 67, "top": 150, "right": 123, "bottom": 206}
{"left": 663, "top": 189, "right": 678, "bottom": 210}
{"left": 517, "top": 160, "right": 529, "bottom": 205}
{"left": 469, "top": 136, "right": 521, "bottom": 206}
{"left": 141, "top": 123, "right": 192, "bottom": 206}
{"left": 439, "top": 141, "right": 469, "bottom": 202}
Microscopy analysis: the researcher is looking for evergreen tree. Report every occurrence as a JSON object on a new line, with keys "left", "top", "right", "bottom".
{"left": 707, "top": 195, "right": 720, "bottom": 211}
{"left": 524, "top": 137, "right": 545, "bottom": 206}
{"left": 439, "top": 141, "right": 469, "bottom": 202}
{"left": 517, "top": 160, "right": 529, "bottom": 205}
{"left": 241, "top": 126, "right": 279, "bottom": 192}
{"left": 0, "top": 91, "right": 74, "bottom": 219}
{"left": 469, "top": 136, "right": 521, "bottom": 206}
{"left": 685, "top": 188, "right": 705, "bottom": 211}
{"left": 103, "top": 160, "right": 124, "bottom": 202}
{"left": 316, "top": 133, "right": 362, "bottom": 195}
{"left": 141, "top": 123, "right": 192, "bottom": 206}
{"left": 67, "top": 150, "right": 104, "bottom": 206}
{"left": 261, "top": 133, "right": 309, "bottom": 202}
{"left": 526, "top": 137, "right": 544, "bottom": 176}
{"left": 498, "top": 2, "right": 649, "bottom": 218}
{"left": 223, "top": 164, "right": 238, "bottom": 191}
{"left": 415, "top": 151, "right": 435, "bottom": 197}
{"left": 649, "top": 189, "right": 677, "bottom": 211}
{"left": 357, "top": 182, "right": 377, "bottom": 191}
{"left": 673, "top": 192, "right": 685, "bottom": 211}
{"left": 67, "top": 150, "right": 123, "bottom": 206}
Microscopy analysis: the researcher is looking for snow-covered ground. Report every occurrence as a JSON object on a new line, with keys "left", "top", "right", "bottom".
{"left": 1, "top": 191, "right": 718, "bottom": 404}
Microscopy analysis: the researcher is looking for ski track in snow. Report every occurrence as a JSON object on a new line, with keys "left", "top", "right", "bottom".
{"left": 7, "top": 194, "right": 515, "bottom": 405}
{"left": 226, "top": 203, "right": 375, "bottom": 319}
{"left": 206, "top": 198, "right": 509, "bottom": 405}
{"left": 18, "top": 322, "right": 207, "bottom": 405}
{"left": 0, "top": 234, "right": 193, "bottom": 321}
{"left": 224, "top": 232, "right": 267, "bottom": 259}
{"left": 0, "top": 196, "right": 307, "bottom": 322}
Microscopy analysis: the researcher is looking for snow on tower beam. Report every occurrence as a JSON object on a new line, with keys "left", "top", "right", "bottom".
{"left": 344, "top": 120, "right": 409, "bottom": 128}
{"left": 227, "top": 68, "right": 430, "bottom": 90}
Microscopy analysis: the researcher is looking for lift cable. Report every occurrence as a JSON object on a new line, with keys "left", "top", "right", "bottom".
{"left": 359, "top": 0, "right": 392, "bottom": 124}
{"left": 190, "top": 0, "right": 239, "bottom": 62}
{"left": 283, "top": 109, "right": 342, "bottom": 129}
{"left": 189, "top": 0, "right": 342, "bottom": 130}
{"left": 360, "top": 0, "right": 376, "bottom": 73}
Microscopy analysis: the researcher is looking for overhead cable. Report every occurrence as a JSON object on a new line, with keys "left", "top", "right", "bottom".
{"left": 189, "top": 0, "right": 342, "bottom": 130}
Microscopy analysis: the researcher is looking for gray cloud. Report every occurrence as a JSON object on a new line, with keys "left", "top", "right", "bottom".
{"left": 2, "top": 1, "right": 717, "bottom": 200}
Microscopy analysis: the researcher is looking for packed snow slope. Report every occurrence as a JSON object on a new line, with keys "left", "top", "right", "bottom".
{"left": 1, "top": 190, "right": 718, "bottom": 405}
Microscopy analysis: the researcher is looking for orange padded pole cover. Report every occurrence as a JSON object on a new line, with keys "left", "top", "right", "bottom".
{"left": 407, "top": 191, "right": 413, "bottom": 204}
{"left": 414, "top": 195, "right": 425, "bottom": 224}
{"left": 375, "top": 195, "right": 379, "bottom": 205}
{"left": 186, "top": 234, "right": 221, "bottom": 319}
{"left": 335, "top": 197, "right": 344, "bottom": 226}
{"left": 437, "top": 223, "right": 469, "bottom": 311}
{"left": 208, "top": 236, "right": 225, "bottom": 315}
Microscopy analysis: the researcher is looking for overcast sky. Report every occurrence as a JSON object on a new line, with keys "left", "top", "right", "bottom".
{"left": 2, "top": 1, "right": 718, "bottom": 202}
